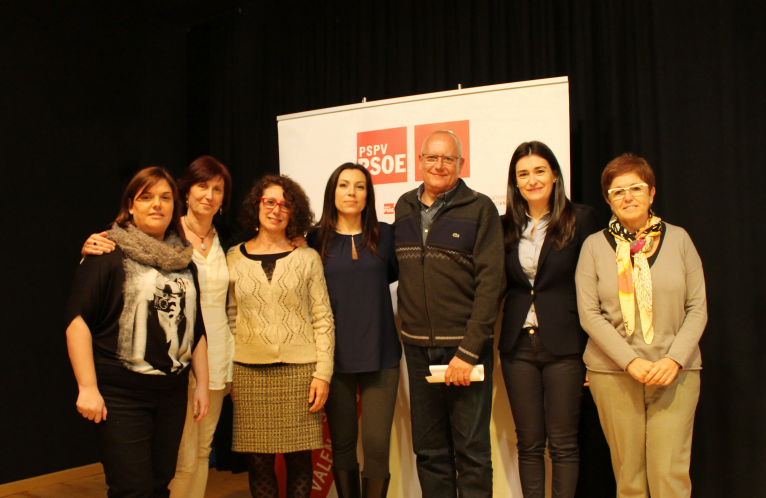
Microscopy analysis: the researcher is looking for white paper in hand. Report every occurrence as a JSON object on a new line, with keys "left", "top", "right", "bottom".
{"left": 425, "top": 364, "right": 485, "bottom": 383}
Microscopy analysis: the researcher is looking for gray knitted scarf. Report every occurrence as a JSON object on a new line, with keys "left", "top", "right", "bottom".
{"left": 107, "top": 222, "right": 193, "bottom": 271}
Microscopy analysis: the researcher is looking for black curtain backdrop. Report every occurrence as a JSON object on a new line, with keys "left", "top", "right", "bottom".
{"left": 0, "top": 1, "right": 191, "bottom": 485}
{"left": 2, "top": 1, "right": 764, "bottom": 496}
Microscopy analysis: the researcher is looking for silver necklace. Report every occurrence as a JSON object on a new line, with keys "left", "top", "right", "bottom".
{"left": 183, "top": 216, "right": 213, "bottom": 250}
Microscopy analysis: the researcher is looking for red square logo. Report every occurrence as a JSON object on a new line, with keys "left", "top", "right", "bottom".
{"left": 357, "top": 127, "right": 408, "bottom": 185}
{"left": 414, "top": 120, "right": 470, "bottom": 181}
{"left": 383, "top": 203, "right": 395, "bottom": 215}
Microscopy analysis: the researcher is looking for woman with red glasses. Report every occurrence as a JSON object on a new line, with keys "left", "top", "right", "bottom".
{"left": 227, "top": 174, "right": 334, "bottom": 498}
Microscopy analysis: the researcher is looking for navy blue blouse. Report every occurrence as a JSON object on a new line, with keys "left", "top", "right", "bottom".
{"left": 308, "top": 222, "right": 401, "bottom": 373}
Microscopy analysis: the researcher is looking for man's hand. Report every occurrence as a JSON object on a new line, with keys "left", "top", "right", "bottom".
{"left": 644, "top": 358, "right": 681, "bottom": 386}
{"left": 626, "top": 357, "right": 654, "bottom": 383}
{"left": 444, "top": 356, "right": 474, "bottom": 386}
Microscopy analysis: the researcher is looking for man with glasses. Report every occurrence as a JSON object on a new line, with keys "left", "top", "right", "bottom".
{"left": 394, "top": 130, "right": 504, "bottom": 497}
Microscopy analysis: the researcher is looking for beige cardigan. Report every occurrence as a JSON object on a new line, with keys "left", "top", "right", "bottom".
{"left": 227, "top": 245, "right": 335, "bottom": 382}
{"left": 575, "top": 223, "right": 707, "bottom": 373}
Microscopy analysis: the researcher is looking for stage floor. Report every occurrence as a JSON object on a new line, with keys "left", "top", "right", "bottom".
{"left": 4, "top": 468, "right": 251, "bottom": 498}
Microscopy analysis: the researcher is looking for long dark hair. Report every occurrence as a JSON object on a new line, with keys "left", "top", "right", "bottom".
{"left": 315, "top": 163, "right": 381, "bottom": 261}
{"left": 502, "top": 141, "right": 576, "bottom": 251}
{"left": 115, "top": 166, "right": 185, "bottom": 241}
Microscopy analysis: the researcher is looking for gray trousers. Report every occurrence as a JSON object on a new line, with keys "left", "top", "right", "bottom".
{"left": 589, "top": 370, "right": 700, "bottom": 498}
{"left": 324, "top": 366, "right": 400, "bottom": 479}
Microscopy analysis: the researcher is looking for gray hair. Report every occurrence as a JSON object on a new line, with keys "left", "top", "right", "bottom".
{"left": 421, "top": 130, "right": 463, "bottom": 157}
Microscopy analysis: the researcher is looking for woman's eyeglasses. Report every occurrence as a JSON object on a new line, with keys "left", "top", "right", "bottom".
{"left": 260, "top": 197, "right": 292, "bottom": 213}
{"left": 607, "top": 183, "right": 649, "bottom": 200}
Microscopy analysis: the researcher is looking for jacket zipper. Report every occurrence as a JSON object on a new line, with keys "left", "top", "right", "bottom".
{"left": 420, "top": 199, "right": 464, "bottom": 347}
{"left": 419, "top": 209, "right": 434, "bottom": 346}
{"left": 410, "top": 185, "right": 475, "bottom": 347}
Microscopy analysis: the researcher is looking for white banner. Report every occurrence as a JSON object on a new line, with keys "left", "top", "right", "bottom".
{"left": 278, "top": 77, "right": 570, "bottom": 497}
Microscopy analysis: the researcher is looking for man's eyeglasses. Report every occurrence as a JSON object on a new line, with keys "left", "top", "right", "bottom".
{"left": 607, "top": 183, "right": 649, "bottom": 200}
{"left": 422, "top": 154, "right": 461, "bottom": 166}
{"left": 260, "top": 197, "right": 292, "bottom": 213}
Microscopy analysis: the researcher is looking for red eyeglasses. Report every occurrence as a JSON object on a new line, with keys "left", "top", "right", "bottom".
{"left": 260, "top": 197, "right": 293, "bottom": 213}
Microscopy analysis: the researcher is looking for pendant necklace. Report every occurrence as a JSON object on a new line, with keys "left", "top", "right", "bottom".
{"left": 183, "top": 216, "right": 213, "bottom": 250}
{"left": 351, "top": 235, "right": 358, "bottom": 260}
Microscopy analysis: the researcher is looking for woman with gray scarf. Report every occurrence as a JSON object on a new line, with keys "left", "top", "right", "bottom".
{"left": 66, "top": 166, "right": 209, "bottom": 498}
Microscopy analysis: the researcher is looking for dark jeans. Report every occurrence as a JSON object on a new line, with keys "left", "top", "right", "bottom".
{"left": 95, "top": 383, "right": 188, "bottom": 498}
{"left": 324, "top": 366, "right": 400, "bottom": 479}
{"left": 403, "top": 343, "right": 494, "bottom": 498}
{"left": 500, "top": 330, "right": 585, "bottom": 498}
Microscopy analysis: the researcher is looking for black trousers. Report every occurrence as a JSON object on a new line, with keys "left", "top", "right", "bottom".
{"left": 500, "top": 330, "right": 584, "bottom": 498}
{"left": 323, "top": 366, "right": 400, "bottom": 479}
{"left": 95, "top": 383, "right": 188, "bottom": 498}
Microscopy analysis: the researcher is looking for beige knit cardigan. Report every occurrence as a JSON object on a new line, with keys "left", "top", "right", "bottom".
{"left": 226, "top": 245, "right": 335, "bottom": 382}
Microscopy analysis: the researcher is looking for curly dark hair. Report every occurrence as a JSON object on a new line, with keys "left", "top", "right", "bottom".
{"left": 239, "top": 174, "right": 314, "bottom": 239}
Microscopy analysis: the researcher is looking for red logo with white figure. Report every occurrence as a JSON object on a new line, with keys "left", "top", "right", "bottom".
{"left": 357, "top": 127, "right": 408, "bottom": 185}
{"left": 414, "top": 120, "right": 470, "bottom": 181}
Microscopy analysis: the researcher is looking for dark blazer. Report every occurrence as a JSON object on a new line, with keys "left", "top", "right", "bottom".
{"left": 498, "top": 204, "right": 600, "bottom": 356}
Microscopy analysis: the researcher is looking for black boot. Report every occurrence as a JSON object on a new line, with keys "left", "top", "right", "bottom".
{"left": 362, "top": 475, "right": 390, "bottom": 498}
{"left": 332, "top": 467, "right": 361, "bottom": 498}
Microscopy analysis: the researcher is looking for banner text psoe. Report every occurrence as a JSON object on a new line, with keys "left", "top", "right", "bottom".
{"left": 357, "top": 126, "right": 407, "bottom": 185}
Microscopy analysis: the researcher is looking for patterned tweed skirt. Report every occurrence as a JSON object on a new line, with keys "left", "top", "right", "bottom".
{"left": 231, "top": 362, "right": 323, "bottom": 453}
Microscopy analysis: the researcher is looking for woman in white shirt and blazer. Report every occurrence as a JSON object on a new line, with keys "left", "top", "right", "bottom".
{"left": 499, "top": 141, "right": 599, "bottom": 498}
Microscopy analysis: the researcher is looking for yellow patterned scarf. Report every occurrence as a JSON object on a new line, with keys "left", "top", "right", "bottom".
{"left": 609, "top": 212, "right": 662, "bottom": 344}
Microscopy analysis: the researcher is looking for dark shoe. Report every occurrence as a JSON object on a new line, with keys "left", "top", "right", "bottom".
{"left": 362, "top": 475, "right": 390, "bottom": 498}
{"left": 332, "top": 467, "right": 361, "bottom": 498}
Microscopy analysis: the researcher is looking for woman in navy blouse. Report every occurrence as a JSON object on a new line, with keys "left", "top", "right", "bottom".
{"left": 308, "top": 163, "right": 400, "bottom": 498}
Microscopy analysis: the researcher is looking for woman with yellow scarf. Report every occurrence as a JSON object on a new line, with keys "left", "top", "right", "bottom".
{"left": 575, "top": 154, "right": 707, "bottom": 498}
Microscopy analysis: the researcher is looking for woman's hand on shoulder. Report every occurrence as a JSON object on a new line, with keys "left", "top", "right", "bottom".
{"left": 81, "top": 231, "right": 115, "bottom": 257}
{"left": 76, "top": 385, "right": 107, "bottom": 423}
{"left": 291, "top": 235, "right": 308, "bottom": 248}
{"left": 308, "top": 377, "right": 330, "bottom": 413}
{"left": 644, "top": 357, "right": 681, "bottom": 386}
{"left": 626, "top": 357, "right": 654, "bottom": 383}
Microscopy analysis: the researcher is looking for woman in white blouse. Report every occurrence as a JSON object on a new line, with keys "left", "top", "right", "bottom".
{"left": 83, "top": 156, "right": 237, "bottom": 498}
